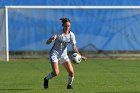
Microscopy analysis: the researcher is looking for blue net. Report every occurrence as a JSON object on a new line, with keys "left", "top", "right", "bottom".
{"left": 8, "top": 8, "right": 140, "bottom": 51}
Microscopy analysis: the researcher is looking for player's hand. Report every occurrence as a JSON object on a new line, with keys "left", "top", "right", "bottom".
{"left": 50, "top": 35, "right": 57, "bottom": 41}
{"left": 81, "top": 56, "right": 87, "bottom": 61}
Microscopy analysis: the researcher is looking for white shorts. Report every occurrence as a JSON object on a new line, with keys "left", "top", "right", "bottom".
{"left": 50, "top": 54, "right": 70, "bottom": 64}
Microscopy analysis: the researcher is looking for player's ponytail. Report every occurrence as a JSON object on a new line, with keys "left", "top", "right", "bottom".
{"left": 60, "top": 17, "right": 71, "bottom": 26}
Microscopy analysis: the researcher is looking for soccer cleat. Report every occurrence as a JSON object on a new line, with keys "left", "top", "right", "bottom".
{"left": 67, "top": 84, "right": 73, "bottom": 89}
{"left": 44, "top": 78, "right": 48, "bottom": 89}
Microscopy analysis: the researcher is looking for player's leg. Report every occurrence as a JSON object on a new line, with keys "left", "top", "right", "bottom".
{"left": 44, "top": 55, "right": 59, "bottom": 89}
{"left": 44, "top": 62, "right": 59, "bottom": 89}
{"left": 62, "top": 61, "right": 74, "bottom": 89}
{"left": 45, "top": 62, "right": 60, "bottom": 79}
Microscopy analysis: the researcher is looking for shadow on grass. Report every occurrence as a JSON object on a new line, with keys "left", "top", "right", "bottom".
{"left": 0, "top": 88, "right": 44, "bottom": 91}
{"left": 0, "top": 89, "right": 32, "bottom": 90}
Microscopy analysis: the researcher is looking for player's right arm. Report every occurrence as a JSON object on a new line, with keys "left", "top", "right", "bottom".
{"left": 72, "top": 44, "right": 87, "bottom": 60}
{"left": 46, "top": 35, "right": 57, "bottom": 44}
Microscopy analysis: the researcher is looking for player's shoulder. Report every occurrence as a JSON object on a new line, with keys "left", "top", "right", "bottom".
{"left": 69, "top": 31, "right": 75, "bottom": 36}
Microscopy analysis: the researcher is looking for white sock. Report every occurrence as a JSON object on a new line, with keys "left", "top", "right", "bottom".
{"left": 68, "top": 76, "right": 74, "bottom": 85}
{"left": 45, "top": 73, "right": 53, "bottom": 80}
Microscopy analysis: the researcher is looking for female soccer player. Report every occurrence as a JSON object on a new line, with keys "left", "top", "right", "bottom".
{"left": 44, "top": 17, "right": 87, "bottom": 89}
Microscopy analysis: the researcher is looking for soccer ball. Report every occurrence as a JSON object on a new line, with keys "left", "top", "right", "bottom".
{"left": 71, "top": 53, "right": 81, "bottom": 64}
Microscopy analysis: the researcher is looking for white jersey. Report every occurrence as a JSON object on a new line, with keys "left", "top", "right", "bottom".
{"left": 50, "top": 31, "right": 76, "bottom": 58}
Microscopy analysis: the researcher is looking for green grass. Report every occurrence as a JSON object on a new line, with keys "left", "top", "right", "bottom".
{"left": 0, "top": 59, "right": 140, "bottom": 93}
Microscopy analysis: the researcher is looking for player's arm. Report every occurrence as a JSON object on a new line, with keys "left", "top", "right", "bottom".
{"left": 46, "top": 35, "right": 57, "bottom": 44}
{"left": 72, "top": 44, "right": 87, "bottom": 60}
{"left": 72, "top": 44, "right": 80, "bottom": 54}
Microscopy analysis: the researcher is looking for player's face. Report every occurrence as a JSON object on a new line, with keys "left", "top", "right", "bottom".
{"left": 63, "top": 22, "right": 71, "bottom": 32}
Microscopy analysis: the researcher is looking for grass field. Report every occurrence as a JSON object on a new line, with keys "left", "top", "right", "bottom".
{"left": 0, "top": 58, "right": 140, "bottom": 93}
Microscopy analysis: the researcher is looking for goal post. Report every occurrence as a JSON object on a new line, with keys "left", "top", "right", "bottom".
{"left": 1, "top": 6, "right": 140, "bottom": 62}
{"left": 5, "top": 6, "right": 140, "bottom": 9}
{"left": 5, "top": 7, "right": 9, "bottom": 62}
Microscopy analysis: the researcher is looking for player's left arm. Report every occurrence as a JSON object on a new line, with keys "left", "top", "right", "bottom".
{"left": 72, "top": 44, "right": 87, "bottom": 60}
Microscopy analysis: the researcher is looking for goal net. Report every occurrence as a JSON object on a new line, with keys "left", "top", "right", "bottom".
{"left": 1, "top": 6, "right": 140, "bottom": 61}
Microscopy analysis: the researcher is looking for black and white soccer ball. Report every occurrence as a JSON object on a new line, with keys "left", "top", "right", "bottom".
{"left": 71, "top": 53, "right": 81, "bottom": 64}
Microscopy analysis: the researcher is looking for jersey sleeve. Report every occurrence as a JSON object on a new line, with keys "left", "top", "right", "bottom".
{"left": 70, "top": 32, "right": 76, "bottom": 44}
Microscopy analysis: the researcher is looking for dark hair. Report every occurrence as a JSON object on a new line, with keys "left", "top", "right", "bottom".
{"left": 60, "top": 17, "right": 71, "bottom": 26}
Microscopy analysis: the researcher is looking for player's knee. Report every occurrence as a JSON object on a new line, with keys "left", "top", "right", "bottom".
{"left": 53, "top": 71, "right": 59, "bottom": 76}
{"left": 69, "top": 70, "right": 74, "bottom": 77}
